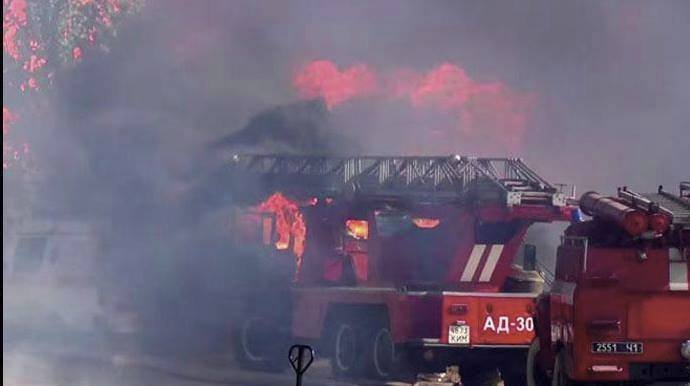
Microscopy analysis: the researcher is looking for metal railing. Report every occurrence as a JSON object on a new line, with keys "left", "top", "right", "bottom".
{"left": 229, "top": 154, "right": 565, "bottom": 205}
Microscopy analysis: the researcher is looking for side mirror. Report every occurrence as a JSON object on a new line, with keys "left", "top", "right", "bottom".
{"left": 523, "top": 244, "right": 537, "bottom": 271}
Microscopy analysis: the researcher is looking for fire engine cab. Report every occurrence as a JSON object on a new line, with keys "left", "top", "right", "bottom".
{"left": 227, "top": 154, "right": 575, "bottom": 385}
{"left": 529, "top": 184, "right": 690, "bottom": 385}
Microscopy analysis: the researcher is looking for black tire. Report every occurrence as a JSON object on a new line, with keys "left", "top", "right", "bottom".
{"left": 233, "top": 317, "right": 288, "bottom": 372}
{"left": 362, "top": 326, "right": 397, "bottom": 379}
{"left": 500, "top": 358, "right": 527, "bottom": 386}
{"left": 329, "top": 321, "right": 360, "bottom": 378}
{"left": 526, "top": 338, "right": 549, "bottom": 386}
{"left": 463, "top": 365, "right": 502, "bottom": 386}
{"left": 551, "top": 350, "right": 573, "bottom": 386}
{"left": 500, "top": 350, "right": 527, "bottom": 386}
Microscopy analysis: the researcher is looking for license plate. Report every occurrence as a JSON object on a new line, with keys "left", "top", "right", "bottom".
{"left": 591, "top": 342, "right": 643, "bottom": 354}
{"left": 448, "top": 325, "right": 470, "bottom": 344}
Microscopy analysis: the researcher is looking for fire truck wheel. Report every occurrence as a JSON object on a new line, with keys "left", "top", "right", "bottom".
{"left": 234, "top": 317, "right": 287, "bottom": 372}
{"left": 362, "top": 326, "right": 396, "bottom": 379}
{"left": 330, "top": 322, "right": 359, "bottom": 378}
{"left": 463, "top": 365, "right": 502, "bottom": 386}
{"left": 551, "top": 350, "right": 573, "bottom": 386}
{"left": 500, "top": 352, "right": 527, "bottom": 386}
{"left": 526, "top": 338, "right": 548, "bottom": 386}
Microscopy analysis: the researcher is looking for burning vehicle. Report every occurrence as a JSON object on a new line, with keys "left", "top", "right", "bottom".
{"left": 225, "top": 154, "right": 576, "bottom": 385}
{"left": 528, "top": 184, "right": 690, "bottom": 385}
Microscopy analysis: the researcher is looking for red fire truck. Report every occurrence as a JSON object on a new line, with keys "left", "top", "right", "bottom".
{"left": 227, "top": 155, "right": 575, "bottom": 385}
{"left": 528, "top": 184, "right": 690, "bottom": 385}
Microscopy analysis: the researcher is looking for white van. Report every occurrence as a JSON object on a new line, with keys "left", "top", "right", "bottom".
{"left": 3, "top": 219, "right": 135, "bottom": 335}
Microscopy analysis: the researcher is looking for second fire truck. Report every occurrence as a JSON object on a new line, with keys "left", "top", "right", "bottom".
{"left": 528, "top": 183, "right": 690, "bottom": 385}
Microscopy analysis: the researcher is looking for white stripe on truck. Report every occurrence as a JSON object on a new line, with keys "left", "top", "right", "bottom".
{"left": 461, "top": 244, "right": 486, "bottom": 282}
{"left": 479, "top": 245, "right": 504, "bottom": 282}
{"left": 669, "top": 248, "right": 689, "bottom": 291}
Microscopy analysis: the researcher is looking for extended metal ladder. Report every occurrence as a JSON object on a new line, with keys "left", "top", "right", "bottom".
{"left": 228, "top": 154, "right": 568, "bottom": 206}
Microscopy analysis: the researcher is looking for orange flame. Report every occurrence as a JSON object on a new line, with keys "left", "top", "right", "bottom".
{"left": 256, "top": 192, "right": 306, "bottom": 258}
{"left": 345, "top": 219, "right": 369, "bottom": 240}
{"left": 412, "top": 218, "right": 440, "bottom": 229}
{"left": 292, "top": 60, "right": 378, "bottom": 109}
{"left": 402, "top": 63, "right": 535, "bottom": 150}
{"left": 292, "top": 60, "right": 535, "bottom": 151}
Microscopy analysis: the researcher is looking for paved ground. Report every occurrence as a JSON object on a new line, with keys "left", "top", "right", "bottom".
{"left": 3, "top": 339, "right": 687, "bottom": 386}
{"left": 2, "top": 340, "right": 406, "bottom": 386}
{"left": 3, "top": 353, "right": 342, "bottom": 386}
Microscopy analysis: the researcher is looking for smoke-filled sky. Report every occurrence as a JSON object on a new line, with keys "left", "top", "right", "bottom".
{"left": 21, "top": 0, "right": 679, "bottom": 201}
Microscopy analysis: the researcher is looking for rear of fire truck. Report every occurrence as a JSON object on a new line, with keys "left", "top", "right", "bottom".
{"left": 530, "top": 184, "right": 690, "bottom": 385}
{"left": 227, "top": 154, "right": 575, "bottom": 385}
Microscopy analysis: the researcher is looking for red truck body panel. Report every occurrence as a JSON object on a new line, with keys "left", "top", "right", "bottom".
{"left": 543, "top": 244, "right": 690, "bottom": 382}
{"left": 292, "top": 287, "right": 539, "bottom": 347}
{"left": 234, "top": 199, "right": 573, "bottom": 352}
{"left": 440, "top": 292, "right": 537, "bottom": 346}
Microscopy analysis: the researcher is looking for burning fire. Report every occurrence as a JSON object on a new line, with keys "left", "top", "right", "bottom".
{"left": 292, "top": 60, "right": 535, "bottom": 151}
{"left": 256, "top": 192, "right": 307, "bottom": 259}
{"left": 345, "top": 219, "right": 369, "bottom": 240}
{"left": 402, "top": 63, "right": 534, "bottom": 149}
{"left": 292, "top": 60, "right": 378, "bottom": 109}
{"left": 412, "top": 218, "right": 440, "bottom": 229}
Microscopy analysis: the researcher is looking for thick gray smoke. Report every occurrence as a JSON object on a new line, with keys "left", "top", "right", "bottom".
{"left": 3, "top": 0, "right": 689, "bottom": 383}
{"left": 213, "top": 99, "right": 358, "bottom": 154}
{"left": 23, "top": 0, "right": 690, "bottom": 212}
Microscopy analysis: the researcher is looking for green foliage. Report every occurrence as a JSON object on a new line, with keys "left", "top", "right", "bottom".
{"left": 3, "top": 0, "right": 144, "bottom": 95}
{"left": 2, "top": 0, "right": 143, "bottom": 171}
